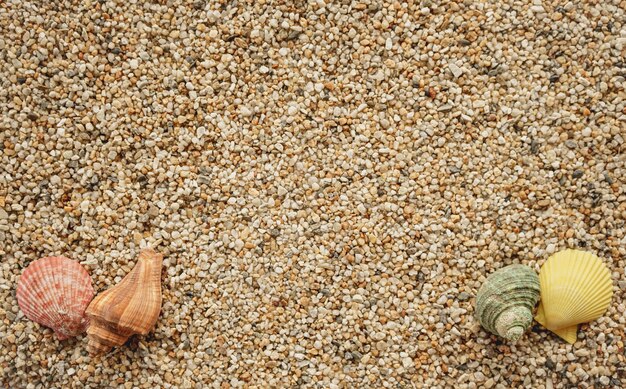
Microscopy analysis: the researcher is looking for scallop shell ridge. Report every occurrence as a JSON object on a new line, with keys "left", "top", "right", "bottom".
{"left": 535, "top": 249, "right": 612, "bottom": 344}
{"left": 16, "top": 256, "right": 95, "bottom": 340}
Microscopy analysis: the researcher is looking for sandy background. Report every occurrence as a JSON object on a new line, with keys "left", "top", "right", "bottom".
{"left": 1, "top": 0, "right": 625, "bottom": 387}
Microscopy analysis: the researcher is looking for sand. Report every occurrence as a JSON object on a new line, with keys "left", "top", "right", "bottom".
{"left": 1, "top": 0, "right": 625, "bottom": 387}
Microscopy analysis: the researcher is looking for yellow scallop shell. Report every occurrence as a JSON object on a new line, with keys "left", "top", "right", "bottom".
{"left": 535, "top": 249, "right": 613, "bottom": 344}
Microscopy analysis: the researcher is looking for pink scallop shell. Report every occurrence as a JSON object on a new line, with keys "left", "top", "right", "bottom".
{"left": 16, "top": 256, "right": 95, "bottom": 340}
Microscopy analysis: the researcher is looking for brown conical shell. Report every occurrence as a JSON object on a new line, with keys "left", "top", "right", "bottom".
{"left": 85, "top": 249, "right": 163, "bottom": 355}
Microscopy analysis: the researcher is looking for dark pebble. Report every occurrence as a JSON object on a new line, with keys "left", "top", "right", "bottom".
{"left": 368, "top": 3, "right": 381, "bottom": 12}
{"left": 269, "top": 228, "right": 280, "bottom": 238}
{"left": 572, "top": 170, "right": 584, "bottom": 179}
{"left": 287, "top": 31, "right": 302, "bottom": 41}
{"left": 487, "top": 66, "right": 501, "bottom": 77}
{"left": 197, "top": 175, "right": 210, "bottom": 185}
{"left": 530, "top": 139, "right": 540, "bottom": 154}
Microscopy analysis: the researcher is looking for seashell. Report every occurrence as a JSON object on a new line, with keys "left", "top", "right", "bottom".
{"left": 535, "top": 249, "right": 612, "bottom": 344}
{"left": 85, "top": 249, "right": 163, "bottom": 355}
{"left": 16, "top": 256, "right": 95, "bottom": 340}
{"left": 475, "top": 264, "right": 540, "bottom": 342}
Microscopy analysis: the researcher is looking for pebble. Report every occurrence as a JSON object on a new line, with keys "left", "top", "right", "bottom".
{"left": 574, "top": 349, "right": 590, "bottom": 357}
{"left": 530, "top": 5, "right": 545, "bottom": 13}
{"left": 448, "top": 63, "right": 463, "bottom": 78}
{"left": 240, "top": 106, "right": 253, "bottom": 117}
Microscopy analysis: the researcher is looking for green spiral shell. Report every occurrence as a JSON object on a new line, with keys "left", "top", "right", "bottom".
{"left": 475, "top": 265, "right": 540, "bottom": 341}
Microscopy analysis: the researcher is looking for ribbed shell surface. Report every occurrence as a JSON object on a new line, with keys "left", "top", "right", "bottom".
{"left": 16, "top": 256, "right": 95, "bottom": 340}
{"left": 476, "top": 265, "right": 540, "bottom": 339}
{"left": 85, "top": 249, "right": 163, "bottom": 355}
{"left": 535, "top": 249, "right": 612, "bottom": 343}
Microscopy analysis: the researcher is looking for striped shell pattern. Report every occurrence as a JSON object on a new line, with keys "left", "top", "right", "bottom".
{"left": 475, "top": 264, "right": 540, "bottom": 342}
{"left": 16, "top": 256, "right": 95, "bottom": 340}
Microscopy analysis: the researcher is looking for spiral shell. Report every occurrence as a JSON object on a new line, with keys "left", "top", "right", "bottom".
{"left": 16, "top": 256, "right": 95, "bottom": 340}
{"left": 85, "top": 249, "right": 163, "bottom": 355}
{"left": 475, "top": 265, "right": 540, "bottom": 342}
